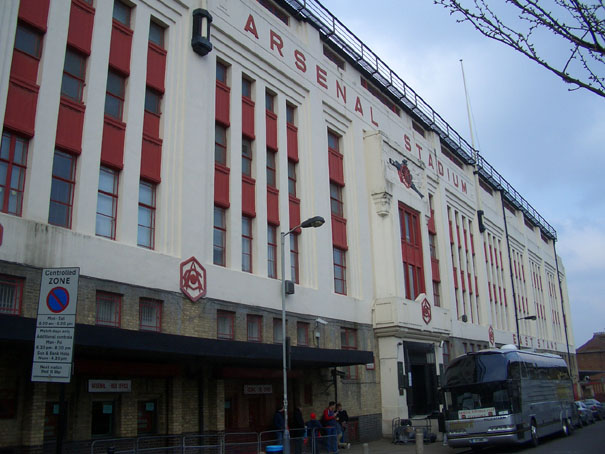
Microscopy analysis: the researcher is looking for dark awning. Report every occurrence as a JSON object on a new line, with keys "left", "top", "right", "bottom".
{"left": 0, "top": 315, "right": 373, "bottom": 369}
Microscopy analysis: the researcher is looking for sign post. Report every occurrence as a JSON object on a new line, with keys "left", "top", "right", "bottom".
{"left": 32, "top": 268, "right": 79, "bottom": 383}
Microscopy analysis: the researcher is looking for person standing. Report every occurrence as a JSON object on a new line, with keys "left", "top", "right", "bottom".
{"left": 306, "top": 412, "right": 323, "bottom": 454}
{"left": 291, "top": 407, "right": 306, "bottom": 454}
{"left": 273, "top": 405, "right": 285, "bottom": 445}
{"left": 322, "top": 401, "right": 338, "bottom": 453}
{"left": 335, "top": 403, "right": 350, "bottom": 448}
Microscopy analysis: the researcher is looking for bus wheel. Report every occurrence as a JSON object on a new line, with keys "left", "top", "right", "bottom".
{"left": 530, "top": 420, "right": 539, "bottom": 447}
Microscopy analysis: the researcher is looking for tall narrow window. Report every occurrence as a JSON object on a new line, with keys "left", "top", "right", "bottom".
{"left": 137, "top": 181, "right": 156, "bottom": 249}
{"left": 286, "top": 104, "right": 295, "bottom": 125}
{"left": 215, "top": 125, "right": 227, "bottom": 165}
{"left": 113, "top": 0, "right": 131, "bottom": 27}
{"left": 399, "top": 203, "right": 425, "bottom": 300}
{"left": 96, "top": 292, "right": 121, "bottom": 327}
{"left": 61, "top": 48, "right": 86, "bottom": 102}
{"left": 0, "top": 132, "right": 28, "bottom": 216}
{"left": 242, "top": 78, "right": 252, "bottom": 99}
{"left": 148, "top": 21, "right": 164, "bottom": 48}
{"left": 0, "top": 275, "right": 24, "bottom": 315}
{"left": 96, "top": 166, "right": 119, "bottom": 239}
{"left": 333, "top": 247, "right": 347, "bottom": 295}
{"left": 330, "top": 183, "right": 343, "bottom": 217}
{"left": 288, "top": 161, "right": 297, "bottom": 196}
{"left": 340, "top": 328, "right": 358, "bottom": 379}
{"left": 242, "top": 139, "right": 253, "bottom": 177}
{"left": 14, "top": 23, "right": 42, "bottom": 58}
{"left": 297, "top": 322, "right": 309, "bottom": 346}
{"left": 217, "top": 310, "right": 235, "bottom": 340}
{"left": 48, "top": 150, "right": 76, "bottom": 228}
{"left": 290, "top": 234, "right": 299, "bottom": 284}
{"left": 265, "top": 92, "right": 275, "bottom": 112}
{"left": 216, "top": 62, "right": 228, "bottom": 84}
{"left": 266, "top": 150, "right": 277, "bottom": 188}
{"left": 242, "top": 216, "right": 253, "bottom": 273}
{"left": 105, "top": 70, "right": 126, "bottom": 120}
{"left": 91, "top": 401, "right": 115, "bottom": 438}
{"left": 213, "top": 207, "right": 226, "bottom": 266}
{"left": 267, "top": 225, "right": 278, "bottom": 279}
{"left": 273, "top": 318, "right": 283, "bottom": 343}
{"left": 139, "top": 298, "right": 161, "bottom": 332}
{"left": 144, "top": 88, "right": 161, "bottom": 115}
{"left": 247, "top": 315, "right": 262, "bottom": 342}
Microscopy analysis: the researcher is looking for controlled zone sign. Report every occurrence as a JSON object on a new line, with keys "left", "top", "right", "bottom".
{"left": 32, "top": 268, "right": 79, "bottom": 383}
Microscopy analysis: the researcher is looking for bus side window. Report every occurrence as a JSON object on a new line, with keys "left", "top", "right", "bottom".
{"left": 520, "top": 361, "right": 529, "bottom": 379}
{"left": 509, "top": 361, "right": 521, "bottom": 380}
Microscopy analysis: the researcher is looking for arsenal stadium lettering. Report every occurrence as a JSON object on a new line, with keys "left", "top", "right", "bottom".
{"left": 244, "top": 13, "right": 469, "bottom": 198}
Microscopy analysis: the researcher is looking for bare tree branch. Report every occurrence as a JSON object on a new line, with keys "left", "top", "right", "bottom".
{"left": 435, "top": 0, "right": 605, "bottom": 98}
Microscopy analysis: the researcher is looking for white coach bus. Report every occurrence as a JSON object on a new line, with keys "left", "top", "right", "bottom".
{"left": 443, "top": 345, "right": 576, "bottom": 449}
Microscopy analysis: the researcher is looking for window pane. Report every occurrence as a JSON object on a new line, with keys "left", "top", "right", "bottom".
{"left": 13, "top": 138, "right": 27, "bottom": 165}
{"left": 99, "top": 168, "right": 117, "bottom": 194}
{"left": 113, "top": 1, "right": 131, "bottom": 26}
{"left": 0, "top": 135, "right": 9, "bottom": 160}
{"left": 107, "top": 72, "right": 125, "bottom": 97}
{"left": 64, "top": 50, "right": 85, "bottom": 78}
{"left": 149, "top": 22, "right": 164, "bottom": 47}
{"left": 145, "top": 89, "right": 161, "bottom": 114}
{"left": 139, "top": 181, "right": 154, "bottom": 206}
{"left": 104, "top": 96, "right": 121, "bottom": 119}
{"left": 61, "top": 74, "right": 82, "bottom": 101}
{"left": 15, "top": 25, "right": 41, "bottom": 58}
{"left": 216, "top": 63, "right": 227, "bottom": 83}
{"left": 52, "top": 152, "right": 74, "bottom": 180}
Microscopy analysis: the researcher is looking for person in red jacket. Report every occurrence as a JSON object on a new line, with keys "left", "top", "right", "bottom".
{"left": 322, "top": 401, "right": 339, "bottom": 453}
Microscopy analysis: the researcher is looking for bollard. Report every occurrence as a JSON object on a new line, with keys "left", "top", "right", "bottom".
{"left": 362, "top": 442, "right": 369, "bottom": 454}
{"left": 415, "top": 428, "right": 424, "bottom": 454}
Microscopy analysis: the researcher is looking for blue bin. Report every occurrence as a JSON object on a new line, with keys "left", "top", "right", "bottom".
{"left": 266, "top": 445, "right": 283, "bottom": 453}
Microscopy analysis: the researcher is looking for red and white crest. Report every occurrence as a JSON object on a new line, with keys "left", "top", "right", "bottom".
{"left": 180, "top": 256, "right": 206, "bottom": 302}
{"left": 421, "top": 297, "right": 432, "bottom": 324}
{"left": 488, "top": 325, "right": 495, "bottom": 347}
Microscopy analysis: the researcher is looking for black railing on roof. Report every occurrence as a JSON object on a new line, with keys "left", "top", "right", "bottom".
{"left": 277, "top": 0, "right": 556, "bottom": 240}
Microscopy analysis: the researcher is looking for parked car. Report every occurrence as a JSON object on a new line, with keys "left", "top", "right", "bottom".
{"left": 575, "top": 401, "right": 596, "bottom": 425}
{"left": 583, "top": 398, "right": 605, "bottom": 420}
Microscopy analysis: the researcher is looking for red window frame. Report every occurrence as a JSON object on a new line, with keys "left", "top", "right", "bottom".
{"left": 399, "top": 203, "right": 425, "bottom": 300}
{"left": 288, "top": 160, "right": 297, "bottom": 196}
{"left": 247, "top": 314, "right": 263, "bottom": 342}
{"left": 61, "top": 48, "right": 86, "bottom": 103}
{"left": 242, "top": 138, "right": 253, "bottom": 177}
{"left": 297, "top": 322, "right": 309, "bottom": 346}
{"left": 215, "top": 124, "right": 227, "bottom": 165}
{"left": 0, "top": 274, "right": 24, "bottom": 315}
{"left": 0, "top": 131, "right": 29, "bottom": 216}
{"left": 137, "top": 180, "right": 156, "bottom": 249}
{"left": 14, "top": 22, "right": 42, "bottom": 59}
{"left": 139, "top": 298, "right": 162, "bottom": 332}
{"left": 242, "top": 216, "right": 253, "bottom": 273}
{"left": 290, "top": 234, "right": 299, "bottom": 284}
{"left": 433, "top": 281, "right": 441, "bottom": 308}
{"left": 213, "top": 206, "right": 226, "bottom": 266}
{"left": 105, "top": 70, "right": 126, "bottom": 121}
{"left": 48, "top": 150, "right": 76, "bottom": 229}
{"left": 333, "top": 247, "right": 347, "bottom": 295}
{"left": 267, "top": 224, "right": 278, "bottom": 279}
{"left": 273, "top": 318, "right": 283, "bottom": 343}
{"left": 266, "top": 149, "right": 277, "bottom": 188}
{"left": 96, "top": 291, "right": 121, "bottom": 327}
{"left": 330, "top": 183, "right": 343, "bottom": 217}
{"left": 217, "top": 310, "right": 235, "bottom": 340}
{"left": 340, "top": 327, "right": 358, "bottom": 379}
{"left": 96, "top": 166, "right": 119, "bottom": 240}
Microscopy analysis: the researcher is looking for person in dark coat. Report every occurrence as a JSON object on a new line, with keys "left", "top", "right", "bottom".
{"left": 306, "top": 412, "right": 323, "bottom": 454}
{"left": 335, "top": 403, "right": 350, "bottom": 448}
{"left": 291, "top": 407, "right": 306, "bottom": 454}
{"left": 273, "top": 405, "right": 285, "bottom": 445}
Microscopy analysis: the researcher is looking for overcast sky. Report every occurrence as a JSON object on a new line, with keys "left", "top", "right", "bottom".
{"left": 322, "top": 0, "right": 605, "bottom": 349}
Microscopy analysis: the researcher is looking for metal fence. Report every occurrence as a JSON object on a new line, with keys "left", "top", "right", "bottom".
{"left": 90, "top": 430, "right": 337, "bottom": 454}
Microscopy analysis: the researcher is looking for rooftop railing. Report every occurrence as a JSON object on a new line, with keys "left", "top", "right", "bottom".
{"left": 279, "top": 0, "right": 557, "bottom": 240}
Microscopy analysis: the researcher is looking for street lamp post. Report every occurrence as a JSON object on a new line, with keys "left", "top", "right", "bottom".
{"left": 280, "top": 216, "right": 324, "bottom": 454}
{"left": 516, "top": 314, "right": 537, "bottom": 349}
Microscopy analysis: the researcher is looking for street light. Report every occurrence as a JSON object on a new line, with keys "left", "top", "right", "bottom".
{"left": 281, "top": 216, "right": 324, "bottom": 454}
{"left": 515, "top": 314, "right": 537, "bottom": 349}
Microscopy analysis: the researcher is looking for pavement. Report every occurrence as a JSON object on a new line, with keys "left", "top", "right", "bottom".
{"left": 347, "top": 437, "right": 453, "bottom": 454}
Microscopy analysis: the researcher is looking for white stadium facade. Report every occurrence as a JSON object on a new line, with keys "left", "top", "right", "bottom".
{"left": 0, "top": 0, "right": 577, "bottom": 451}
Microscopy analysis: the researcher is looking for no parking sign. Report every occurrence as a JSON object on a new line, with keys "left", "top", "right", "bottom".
{"left": 31, "top": 268, "right": 79, "bottom": 383}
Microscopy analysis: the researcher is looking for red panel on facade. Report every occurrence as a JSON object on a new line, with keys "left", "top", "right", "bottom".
{"left": 101, "top": 116, "right": 125, "bottom": 169}
{"left": 242, "top": 176, "right": 256, "bottom": 217}
{"left": 287, "top": 123, "right": 298, "bottom": 161}
{"left": 143, "top": 111, "right": 160, "bottom": 138}
{"left": 266, "top": 111, "right": 277, "bottom": 151}
{"left": 329, "top": 150, "right": 344, "bottom": 185}
{"left": 214, "top": 164, "right": 230, "bottom": 208}
{"left": 242, "top": 98, "right": 255, "bottom": 139}
{"left": 267, "top": 186, "right": 280, "bottom": 226}
{"left": 427, "top": 214, "right": 436, "bottom": 234}
{"left": 331, "top": 215, "right": 348, "bottom": 250}
{"left": 475, "top": 276, "right": 479, "bottom": 296}
{"left": 460, "top": 270, "right": 466, "bottom": 291}
{"left": 468, "top": 272, "right": 473, "bottom": 294}
{"left": 289, "top": 195, "right": 301, "bottom": 230}
{"left": 215, "top": 82, "right": 230, "bottom": 126}
{"left": 109, "top": 22, "right": 132, "bottom": 75}
{"left": 431, "top": 258, "right": 440, "bottom": 282}
{"left": 140, "top": 135, "right": 162, "bottom": 183}
{"left": 453, "top": 267, "right": 458, "bottom": 289}
{"left": 19, "top": 0, "right": 50, "bottom": 31}
{"left": 67, "top": 0, "right": 95, "bottom": 54}
{"left": 56, "top": 98, "right": 85, "bottom": 154}
{"left": 4, "top": 79, "right": 38, "bottom": 137}
{"left": 10, "top": 51, "right": 39, "bottom": 83}
{"left": 470, "top": 234, "right": 475, "bottom": 255}
{"left": 147, "top": 43, "right": 166, "bottom": 93}
{"left": 448, "top": 221, "right": 454, "bottom": 244}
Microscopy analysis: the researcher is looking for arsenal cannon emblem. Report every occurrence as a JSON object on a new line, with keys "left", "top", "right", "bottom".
{"left": 421, "top": 297, "right": 432, "bottom": 324}
{"left": 180, "top": 256, "right": 207, "bottom": 302}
